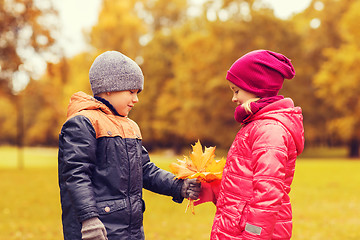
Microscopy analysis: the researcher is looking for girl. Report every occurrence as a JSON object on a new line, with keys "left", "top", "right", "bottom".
{"left": 199, "top": 50, "right": 305, "bottom": 240}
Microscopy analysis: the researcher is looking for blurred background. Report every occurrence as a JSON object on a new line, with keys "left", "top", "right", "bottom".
{"left": 0, "top": 0, "right": 359, "bottom": 239}
{"left": 1, "top": 0, "right": 359, "bottom": 156}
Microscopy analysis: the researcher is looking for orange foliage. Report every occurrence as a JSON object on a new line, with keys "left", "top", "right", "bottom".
{"left": 170, "top": 140, "right": 225, "bottom": 214}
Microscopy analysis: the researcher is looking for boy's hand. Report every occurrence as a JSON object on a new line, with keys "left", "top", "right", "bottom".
{"left": 81, "top": 217, "right": 108, "bottom": 240}
{"left": 181, "top": 179, "right": 201, "bottom": 200}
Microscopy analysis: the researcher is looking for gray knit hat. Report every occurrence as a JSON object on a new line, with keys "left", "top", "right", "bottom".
{"left": 89, "top": 51, "right": 144, "bottom": 95}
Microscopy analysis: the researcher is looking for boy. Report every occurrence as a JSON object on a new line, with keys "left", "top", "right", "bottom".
{"left": 58, "top": 51, "right": 200, "bottom": 240}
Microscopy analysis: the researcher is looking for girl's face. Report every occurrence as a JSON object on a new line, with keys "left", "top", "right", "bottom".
{"left": 228, "top": 81, "right": 257, "bottom": 105}
{"left": 104, "top": 90, "right": 140, "bottom": 116}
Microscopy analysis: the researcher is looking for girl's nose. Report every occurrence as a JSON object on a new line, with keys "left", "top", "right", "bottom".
{"left": 232, "top": 95, "right": 237, "bottom": 103}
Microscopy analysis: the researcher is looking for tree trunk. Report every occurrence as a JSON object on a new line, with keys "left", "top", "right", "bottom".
{"left": 15, "top": 94, "right": 25, "bottom": 169}
{"left": 348, "top": 138, "right": 360, "bottom": 158}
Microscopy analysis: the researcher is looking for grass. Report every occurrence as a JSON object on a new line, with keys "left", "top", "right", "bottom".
{"left": 291, "top": 159, "right": 360, "bottom": 240}
{"left": 0, "top": 147, "right": 359, "bottom": 239}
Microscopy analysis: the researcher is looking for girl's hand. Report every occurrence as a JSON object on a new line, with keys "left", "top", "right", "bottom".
{"left": 194, "top": 180, "right": 221, "bottom": 206}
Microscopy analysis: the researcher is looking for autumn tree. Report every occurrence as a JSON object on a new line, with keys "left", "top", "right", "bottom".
{"left": 148, "top": 0, "right": 302, "bottom": 150}
{"left": 15, "top": 0, "right": 359, "bottom": 157}
{"left": 89, "top": 0, "right": 146, "bottom": 59}
{"left": 129, "top": 0, "right": 306, "bottom": 151}
{"left": 281, "top": 0, "right": 356, "bottom": 154}
{"left": 0, "top": 95, "right": 17, "bottom": 144}
{"left": 44, "top": 0, "right": 310, "bottom": 152}
{"left": 22, "top": 53, "right": 94, "bottom": 146}
{"left": 313, "top": 0, "right": 360, "bottom": 157}
{"left": 0, "top": 0, "right": 59, "bottom": 95}
{"left": 129, "top": 0, "right": 190, "bottom": 150}
{"left": 0, "top": 0, "right": 59, "bottom": 166}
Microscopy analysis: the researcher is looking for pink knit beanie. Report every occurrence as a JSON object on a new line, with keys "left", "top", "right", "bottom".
{"left": 226, "top": 50, "right": 295, "bottom": 98}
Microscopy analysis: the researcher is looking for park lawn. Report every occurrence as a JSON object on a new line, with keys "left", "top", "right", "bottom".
{"left": 0, "top": 147, "right": 360, "bottom": 240}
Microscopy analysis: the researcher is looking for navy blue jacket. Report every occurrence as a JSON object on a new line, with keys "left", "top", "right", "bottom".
{"left": 58, "top": 92, "right": 183, "bottom": 239}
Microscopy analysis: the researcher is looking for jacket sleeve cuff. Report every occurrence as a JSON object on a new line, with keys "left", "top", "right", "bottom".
{"left": 172, "top": 179, "right": 184, "bottom": 203}
{"left": 78, "top": 206, "right": 99, "bottom": 223}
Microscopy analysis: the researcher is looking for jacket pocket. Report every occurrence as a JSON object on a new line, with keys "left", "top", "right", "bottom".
{"left": 238, "top": 201, "right": 249, "bottom": 232}
{"left": 218, "top": 200, "right": 248, "bottom": 236}
{"left": 97, "top": 199, "right": 127, "bottom": 215}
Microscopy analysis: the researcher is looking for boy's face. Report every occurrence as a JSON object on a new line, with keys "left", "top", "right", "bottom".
{"left": 105, "top": 90, "right": 140, "bottom": 116}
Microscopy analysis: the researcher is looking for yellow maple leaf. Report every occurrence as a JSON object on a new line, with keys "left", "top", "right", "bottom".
{"left": 170, "top": 140, "right": 226, "bottom": 214}
{"left": 190, "top": 140, "right": 216, "bottom": 172}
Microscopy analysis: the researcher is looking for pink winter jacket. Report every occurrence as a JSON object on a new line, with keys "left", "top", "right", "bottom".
{"left": 211, "top": 98, "right": 304, "bottom": 240}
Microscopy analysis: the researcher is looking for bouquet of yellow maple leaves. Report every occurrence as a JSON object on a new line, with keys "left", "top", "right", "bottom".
{"left": 170, "top": 140, "right": 226, "bottom": 214}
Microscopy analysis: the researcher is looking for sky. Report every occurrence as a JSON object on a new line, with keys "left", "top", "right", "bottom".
{"left": 53, "top": 0, "right": 102, "bottom": 57}
{"left": 54, "top": 0, "right": 312, "bottom": 57}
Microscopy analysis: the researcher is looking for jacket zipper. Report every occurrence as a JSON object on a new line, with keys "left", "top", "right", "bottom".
{"left": 124, "top": 137, "right": 132, "bottom": 238}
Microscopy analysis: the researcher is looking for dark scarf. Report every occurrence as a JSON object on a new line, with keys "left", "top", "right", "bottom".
{"left": 234, "top": 96, "right": 284, "bottom": 124}
{"left": 94, "top": 96, "right": 124, "bottom": 117}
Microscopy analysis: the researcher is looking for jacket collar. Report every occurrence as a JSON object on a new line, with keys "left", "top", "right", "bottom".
{"left": 247, "top": 98, "right": 305, "bottom": 155}
{"left": 94, "top": 96, "right": 124, "bottom": 117}
{"left": 67, "top": 92, "right": 120, "bottom": 119}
